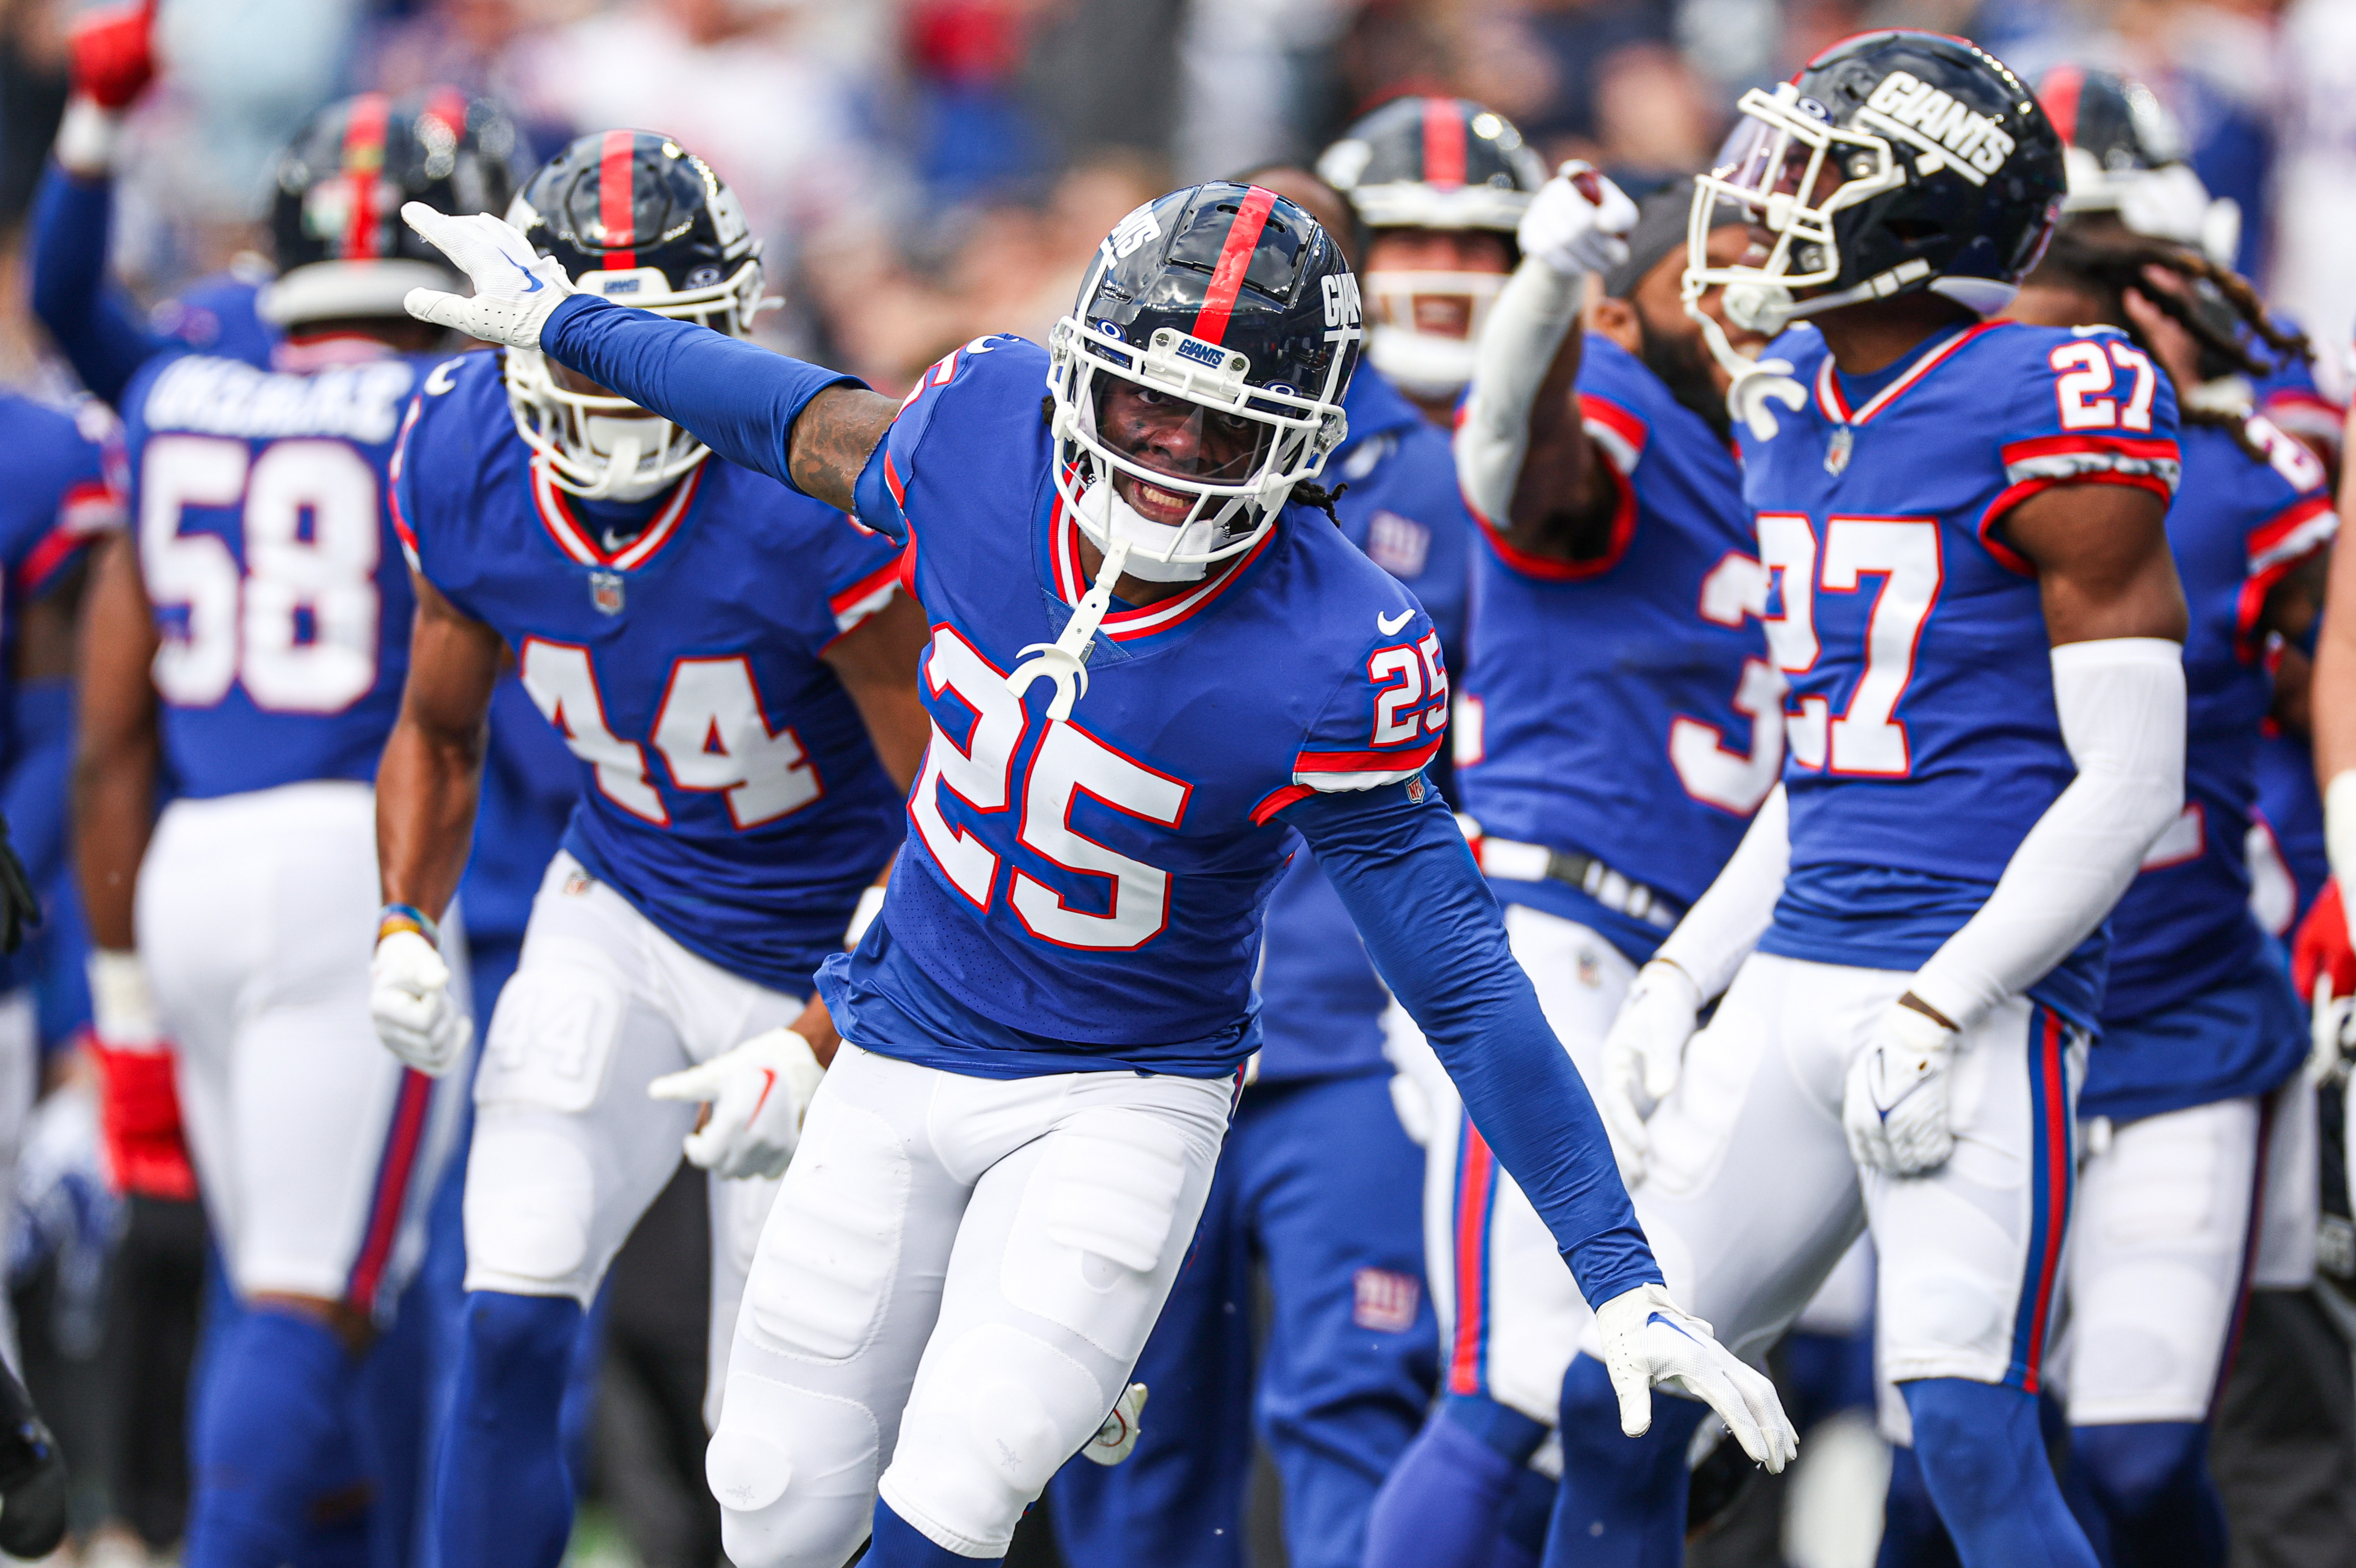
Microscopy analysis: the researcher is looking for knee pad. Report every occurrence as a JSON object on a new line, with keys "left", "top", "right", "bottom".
{"left": 883, "top": 1323, "right": 1102, "bottom": 1556}
{"left": 742, "top": 1098, "right": 909, "bottom": 1362}
{"left": 463, "top": 1120, "right": 598, "bottom": 1291}
{"left": 706, "top": 1370, "right": 882, "bottom": 1568}
{"left": 475, "top": 964, "right": 625, "bottom": 1115}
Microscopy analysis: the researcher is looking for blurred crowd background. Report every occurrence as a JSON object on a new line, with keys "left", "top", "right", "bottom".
{"left": 0, "top": 3, "right": 2351, "bottom": 1566}
{"left": 0, "top": 0, "right": 2352, "bottom": 406}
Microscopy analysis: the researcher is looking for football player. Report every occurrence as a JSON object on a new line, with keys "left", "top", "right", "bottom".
{"left": 38, "top": 79, "right": 526, "bottom": 1563}
{"left": 374, "top": 129, "right": 930, "bottom": 1568}
{"left": 1873, "top": 75, "right": 2333, "bottom": 1568}
{"left": 396, "top": 178, "right": 1797, "bottom": 1567}
{"left": 1581, "top": 32, "right": 2190, "bottom": 1567}
{"left": 1044, "top": 156, "right": 1477, "bottom": 1568}
{"left": 1361, "top": 169, "right": 1783, "bottom": 1568}
{"left": 1316, "top": 95, "right": 1545, "bottom": 422}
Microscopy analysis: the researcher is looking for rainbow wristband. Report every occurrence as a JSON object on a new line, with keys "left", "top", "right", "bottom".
{"left": 378, "top": 903, "right": 440, "bottom": 948}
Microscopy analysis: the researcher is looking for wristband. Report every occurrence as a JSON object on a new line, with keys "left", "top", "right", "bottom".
{"left": 87, "top": 949, "right": 163, "bottom": 1046}
{"left": 378, "top": 903, "right": 440, "bottom": 948}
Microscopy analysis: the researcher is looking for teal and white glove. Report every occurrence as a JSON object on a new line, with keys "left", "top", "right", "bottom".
{"left": 1842, "top": 1001, "right": 1961, "bottom": 1175}
{"left": 400, "top": 202, "right": 574, "bottom": 349}
{"left": 1595, "top": 1283, "right": 1796, "bottom": 1472}
{"left": 649, "top": 1027, "right": 825, "bottom": 1179}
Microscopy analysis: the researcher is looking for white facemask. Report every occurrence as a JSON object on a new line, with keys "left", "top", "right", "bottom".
{"left": 580, "top": 414, "right": 678, "bottom": 502}
{"left": 1073, "top": 479, "right": 1213, "bottom": 583}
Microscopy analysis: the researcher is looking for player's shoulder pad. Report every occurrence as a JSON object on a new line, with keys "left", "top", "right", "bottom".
{"left": 2234, "top": 408, "right": 2330, "bottom": 499}
{"left": 1571, "top": 336, "right": 1660, "bottom": 474}
{"left": 1276, "top": 523, "right": 1449, "bottom": 805}
{"left": 869, "top": 333, "right": 1043, "bottom": 526}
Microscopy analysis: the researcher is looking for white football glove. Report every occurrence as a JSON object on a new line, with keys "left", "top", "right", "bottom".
{"left": 1518, "top": 161, "right": 1639, "bottom": 279}
{"left": 1595, "top": 1283, "right": 1796, "bottom": 1473}
{"left": 369, "top": 930, "right": 471, "bottom": 1077}
{"left": 1842, "top": 1001, "right": 1961, "bottom": 1175}
{"left": 1081, "top": 1383, "right": 1149, "bottom": 1466}
{"left": 648, "top": 1027, "right": 826, "bottom": 1179}
{"left": 399, "top": 202, "right": 574, "bottom": 349}
{"left": 1598, "top": 961, "right": 1705, "bottom": 1186}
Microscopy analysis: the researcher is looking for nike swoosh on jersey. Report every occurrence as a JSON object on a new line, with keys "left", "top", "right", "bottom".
{"left": 1376, "top": 608, "right": 1414, "bottom": 635}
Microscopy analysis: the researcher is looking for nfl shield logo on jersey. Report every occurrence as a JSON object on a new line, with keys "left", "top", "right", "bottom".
{"left": 589, "top": 570, "right": 625, "bottom": 615}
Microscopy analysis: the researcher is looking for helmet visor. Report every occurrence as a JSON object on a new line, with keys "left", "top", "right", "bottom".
{"left": 1687, "top": 84, "right": 1903, "bottom": 298}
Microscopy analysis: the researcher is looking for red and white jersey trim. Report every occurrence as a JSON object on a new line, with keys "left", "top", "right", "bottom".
{"left": 1998, "top": 433, "right": 2184, "bottom": 493}
{"left": 827, "top": 558, "right": 902, "bottom": 635}
{"left": 1814, "top": 322, "right": 2004, "bottom": 427}
{"left": 2247, "top": 494, "right": 2337, "bottom": 577}
{"left": 531, "top": 458, "right": 702, "bottom": 570}
{"left": 1048, "top": 488, "right": 1272, "bottom": 642}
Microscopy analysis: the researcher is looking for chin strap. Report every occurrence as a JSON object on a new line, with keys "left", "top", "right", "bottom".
{"left": 1007, "top": 535, "right": 1130, "bottom": 720}
{"left": 1687, "top": 302, "right": 1806, "bottom": 442}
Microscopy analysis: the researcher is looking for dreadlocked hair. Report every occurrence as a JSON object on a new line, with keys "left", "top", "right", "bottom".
{"left": 1292, "top": 480, "right": 1348, "bottom": 527}
{"left": 2035, "top": 226, "right": 2312, "bottom": 464}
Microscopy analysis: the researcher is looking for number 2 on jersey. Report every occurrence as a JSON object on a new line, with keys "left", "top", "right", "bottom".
{"left": 912, "top": 627, "right": 1188, "bottom": 951}
{"left": 1758, "top": 514, "right": 1943, "bottom": 776}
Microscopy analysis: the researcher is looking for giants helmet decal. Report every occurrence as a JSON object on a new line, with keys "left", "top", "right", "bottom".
{"left": 261, "top": 89, "right": 528, "bottom": 328}
{"left": 1683, "top": 30, "right": 2065, "bottom": 341}
{"left": 503, "top": 130, "right": 774, "bottom": 501}
{"left": 1318, "top": 97, "right": 1546, "bottom": 400}
{"left": 1046, "top": 182, "right": 1360, "bottom": 582}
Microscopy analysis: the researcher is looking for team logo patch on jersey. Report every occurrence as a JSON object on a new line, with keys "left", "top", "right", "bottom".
{"left": 1368, "top": 510, "right": 1431, "bottom": 577}
{"left": 1353, "top": 1268, "right": 1421, "bottom": 1333}
{"left": 589, "top": 570, "right": 625, "bottom": 615}
{"left": 1405, "top": 773, "right": 1427, "bottom": 804}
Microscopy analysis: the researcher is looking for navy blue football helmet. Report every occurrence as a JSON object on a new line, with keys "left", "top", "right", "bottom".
{"left": 1047, "top": 182, "right": 1360, "bottom": 576}
{"left": 1685, "top": 30, "right": 2066, "bottom": 336}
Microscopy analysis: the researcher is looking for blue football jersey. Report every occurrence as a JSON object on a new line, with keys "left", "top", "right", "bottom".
{"left": 1457, "top": 334, "right": 1777, "bottom": 963}
{"left": 826, "top": 336, "right": 1449, "bottom": 1078}
{"left": 1744, "top": 321, "right": 2182, "bottom": 1027}
{"left": 1256, "top": 365, "right": 1472, "bottom": 1082}
{"left": 2252, "top": 725, "right": 2327, "bottom": 938}
{"left": 393, "top": 351, "right": 907, "bottom": 995}
{"left": 0, "top": 393, "right": 120, "bottom": 732}
{"left": 2080, "top": 412, "right": 2328, "bottom": 1117}
{"left": 120, "top": 346, "right": 428, "bottom": 800}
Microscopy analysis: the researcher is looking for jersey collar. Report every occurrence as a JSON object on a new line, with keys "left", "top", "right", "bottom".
{"left": 1813, "top": 320, "right": 2007, "bottom": 427}
{"left": 531, "top": 456, "right": 701, "bottom": 571}
{"left": 1045, "top": 476, "right": 1276, "bottom": 643}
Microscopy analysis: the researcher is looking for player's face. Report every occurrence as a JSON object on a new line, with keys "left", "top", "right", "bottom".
{"left": 1364, "top": 228, "right": 1513, "bottom": 340}
{"left": 1642, "top": 224, "right": 1765, "bottom": 401}
{"left": 1096, "top": 383, "right": 1267, "bottom": 526}
{"left": 550, "top": 360, "right": 656, "bottom": 416}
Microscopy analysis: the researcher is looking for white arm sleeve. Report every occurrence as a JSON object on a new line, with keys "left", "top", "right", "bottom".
{"left": 1452, "top": 256, "right": 1585, "bottom": 525}
{"left": 2323, "top": 769, "right": 2356, "bottom": 886}
{"left": 1908, "top": 637, "right": 2187, "bottom": 1029}
{"left": 1654, "top": 785, "right": 1790, "bottom": 1000}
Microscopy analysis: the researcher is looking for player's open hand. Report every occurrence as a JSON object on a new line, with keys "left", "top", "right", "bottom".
{"left": 400, "top": 203, "right": 573, "bottom": 350}
{"left": 369, "top": 929, "right": 471, "bottom": 1077}
{"left": 1519, "top": 161, "right": 1638, "bottom": 279}
{"left": 1595, "top": 1282, "right": 1795, "bottom": 1472}
{"left": 1842, "top": 1000, "right": 1958, "bottom": 1175}
{"left": 1597, "top": 959, "right": 1702, "bottom": 1185}
{"left": 649, "top": 1026, "right": 826, "bottom": 1180}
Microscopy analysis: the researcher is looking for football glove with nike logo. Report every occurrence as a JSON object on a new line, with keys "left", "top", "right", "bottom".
{"left": 1595, "top": 1283, "right": 1796, "bottom": 1473}
{"left": 1842, "top": 1001, "right": 1960, "bottom": 1175}
{"left": 649, "top": 1027, "right": 826, "bottom": 1179}
{"left": 401, "top": 203, "right": 574, "bottom": 349}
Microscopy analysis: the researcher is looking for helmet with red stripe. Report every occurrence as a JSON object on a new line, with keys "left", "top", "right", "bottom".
{"left": 262, "top": 89, "right": 528, "bottom": 328}
{"left": 2039, "top": 65, "right": 2238, "bottom": 265}
{"left": 1316, "top": 96, "right": 1545, "bottom": 400}
{"left": 502, "top": 130, "right": 769, "bottom": 501}
{"left": 1046, "top": 182, "right": 1359, "bottom": 583}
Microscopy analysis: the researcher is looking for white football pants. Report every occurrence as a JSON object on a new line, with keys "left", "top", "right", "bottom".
{"left": 1408, "top": 903, "right": 1630, "bottom": 1426}
{"left": 139, "top": 781, "right": 469, "bottom": 1314}
{"left": 0, "top": 989, "right": 35, "bottom": 1367}
{"left": 464, "top": 851, "right": 801, "bottom": 1422}
{"left": 1593, "top": 952, "right": 2086, "bottom": 1393}
{"left": 705, "top": 1042, "right": 1233, "bottom": 1566}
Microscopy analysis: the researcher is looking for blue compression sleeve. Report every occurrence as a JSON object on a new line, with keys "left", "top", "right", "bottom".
{"left": 29, "top": 166, "right": 172, "bottom": 408}
{"left": 539, "top": 294, "right": 864, "bottom": 494}
{"left": 1284, "top": 783, "right": 1659, "bottom": 1306}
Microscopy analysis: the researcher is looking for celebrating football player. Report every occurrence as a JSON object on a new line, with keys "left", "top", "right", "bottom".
{"left": 395, "top": 172, "right": 1796, "bottom": 1567}
{"left": 38, "top": 76, "right": 526, "bottom": 1564}
{"left": 1572, "top": 32, "right": 2190, "bottom": 1567}
{"left": 374, "top": 130, "right": 930, "bottom": 1568}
